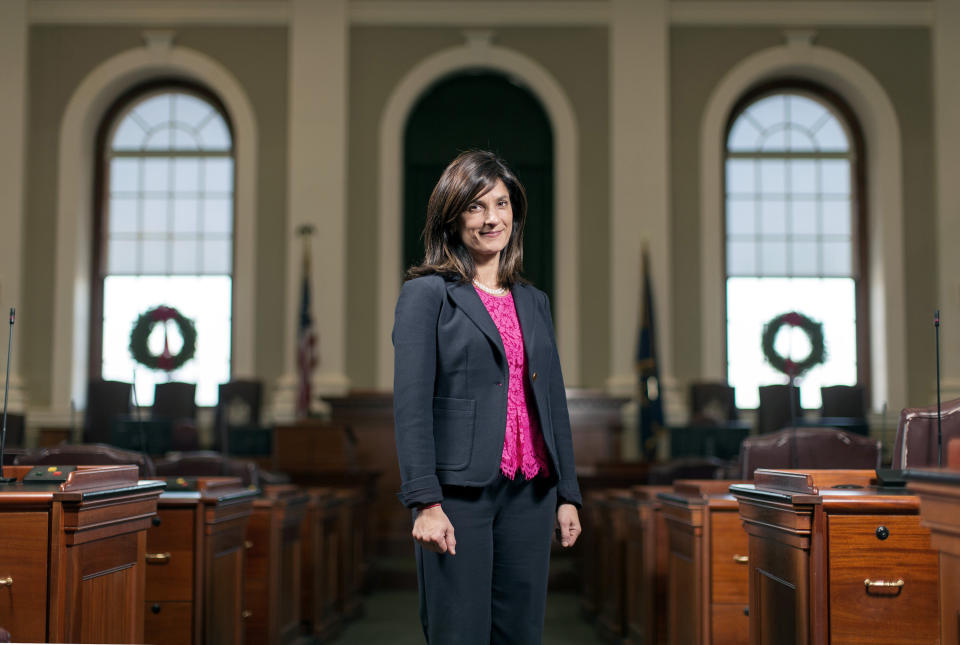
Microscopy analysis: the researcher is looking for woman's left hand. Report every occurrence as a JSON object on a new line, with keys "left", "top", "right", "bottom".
{"left": 555, "top": 503, "right": 581, "bottom": 548}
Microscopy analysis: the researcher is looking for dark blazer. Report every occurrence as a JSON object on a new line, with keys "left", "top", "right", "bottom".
{"left": 392, "top": 274, "right": 582, "bottom": 509}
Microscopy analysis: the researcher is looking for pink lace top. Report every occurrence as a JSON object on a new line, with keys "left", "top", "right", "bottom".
{"left": 474, "top": 286, "right": 550, "bottom": 479}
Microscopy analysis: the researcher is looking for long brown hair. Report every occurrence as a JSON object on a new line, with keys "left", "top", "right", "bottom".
{"left": 405, "top": 150, "right": 528, "bottom": 286}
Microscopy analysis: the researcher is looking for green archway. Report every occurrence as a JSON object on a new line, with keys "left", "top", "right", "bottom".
{"left": 404, "top": 71, "right": 554, "bottom": 305}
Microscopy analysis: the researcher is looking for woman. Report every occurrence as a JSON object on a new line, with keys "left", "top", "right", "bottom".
{"left": 393, "top": 150, "right": 582, "bottom": 644}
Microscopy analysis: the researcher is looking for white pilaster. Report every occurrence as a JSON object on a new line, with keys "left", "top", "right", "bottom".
{"left": 934, "top": 0, "right": 960, "bottom": 401}
{"left": 277, "top": 0, "right": 350, "bottom": 420}
{"left": 608, "top": 0, "right": 672, "bottom": 400}
{"left": 0, "top": 0, "right": 29, "bottom": 414}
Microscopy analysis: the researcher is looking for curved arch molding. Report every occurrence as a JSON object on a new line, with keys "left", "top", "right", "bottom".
{"left": 51, "top": 41, "right": 258, "bottom": 416}
{"left": 699, "top": 38, "right": 906, "bottom": 412}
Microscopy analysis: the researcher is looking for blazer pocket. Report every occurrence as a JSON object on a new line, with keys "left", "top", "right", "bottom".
{"left": 432, "top": 397, "right": 476, "bottom": 470}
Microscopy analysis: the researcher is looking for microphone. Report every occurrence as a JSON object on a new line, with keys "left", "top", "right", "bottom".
{"left": 935, "top": 310, "right": 942, "bottom": 467}
{"left": 0, "top": 308, "right": 16, "bottom": 483}
{"left": 130, "top": 367, "right": 148, "bottom": 456}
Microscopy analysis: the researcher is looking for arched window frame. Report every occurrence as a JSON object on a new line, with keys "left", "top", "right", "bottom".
{"left": 722, "top": 79, "right": 870, "bottom": 407}
{"left": 90, "top": 79, "right": 236, "bottom": 405}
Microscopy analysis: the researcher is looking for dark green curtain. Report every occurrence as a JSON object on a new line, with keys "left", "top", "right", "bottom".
{"left": 403, "top": 72, "right": 555, "bottom": 306}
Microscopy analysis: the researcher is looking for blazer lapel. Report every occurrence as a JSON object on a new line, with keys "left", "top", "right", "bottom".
{"left": 447, "top": 281, "right": 505, "bottom": 360}
{"left": 512, "top": 283, "right": 538, "bottom": 365}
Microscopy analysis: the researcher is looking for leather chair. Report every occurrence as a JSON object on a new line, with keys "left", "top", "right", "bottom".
{"left": 949, "top": 437, "right": 960, "bottom": 469}
{"left": 739, "top": 427, "right": 881, "bottom": 480}
{"left": 155, "top": 450, "right": 260, "bottom": 488}
{"left": 213, "top": 380, "right": 263, "bottom": 451}
{"left": 0, "top": 413, "right": 24, "bottom": 448}
{"left": 892, "top": 397, "right": 960, "bottom": 469}
{"left": 820, "top": 385, "right": 866, "bottom": 419}
{"left": 153, "top": 382, "right": 199, "bottom": 451}
{"left": 688, "top": 381, "right": 738, "bottom": 425}
{"left": 153, "top": 381, "right": 196, "bottom": 421}
{"left": 14, "top": 443, "right": 156, "bottom": 478}
{"left": 756, "top": 384, "right": 802, "bottom": 435}
{"left": 84, "top": 379, "right": 132, "bottom": 445}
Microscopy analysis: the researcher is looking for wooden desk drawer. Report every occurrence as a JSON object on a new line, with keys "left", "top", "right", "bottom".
{"left": 145, "top": 508, "right": 195, "bottom": 602}
{"left": 712, "top": 602, "right": 749, "bottom": 645}
{"left": 711, "top": 511, "right": 749, "bottom": 603}
{"left": 144, "top": 600, "right": 193, "bottom": 644}
{"left": 828, "top": 514, "right": 939, "bottom": 644}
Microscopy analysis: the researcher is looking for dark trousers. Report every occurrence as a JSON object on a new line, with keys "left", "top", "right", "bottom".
{"left": 415, "top": 475, "right": 557, "bottom": 645}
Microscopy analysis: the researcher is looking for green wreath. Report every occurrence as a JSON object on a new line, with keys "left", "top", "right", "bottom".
{"left": 761, "top": 311, "right": 826, "bottom": 378}
{"left": 129, "top": 305, "right": 197, "bottom": 372}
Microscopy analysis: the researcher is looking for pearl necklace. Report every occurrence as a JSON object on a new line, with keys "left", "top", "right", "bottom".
{"left": 473, "top": 278, "right": 507, "bottom": 296}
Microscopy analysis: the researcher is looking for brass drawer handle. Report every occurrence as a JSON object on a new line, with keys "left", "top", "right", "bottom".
{"left": 146, "top": 552, "right": 172, "bottom": 564}
{"left": 0, "top": 577, "right": 12, "bottom": 586}
{"left": 732, "top": 554, "right": 749, "bottom": 564}
{"left": 864, "top": 578, "right": 904, "bottom": 589}
{"left": 244, "top": 540, "right": 254, "bottom": 550}
{"left": 241, "top": 610, "right": 253, "bottom": 619}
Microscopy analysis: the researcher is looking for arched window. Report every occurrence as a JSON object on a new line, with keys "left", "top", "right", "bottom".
{"left": 92, "top": 83, "right": 234, "bottom": 406}
{"left": 724, "top": 83, "right": 867, "bottom": 409}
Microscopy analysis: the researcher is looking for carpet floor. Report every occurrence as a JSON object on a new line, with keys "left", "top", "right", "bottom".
{"left": 328, "top": 590, "right": 604, "bottom": 644}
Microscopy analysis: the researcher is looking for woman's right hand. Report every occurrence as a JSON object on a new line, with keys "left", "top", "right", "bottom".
{"left": 412, "top": 505, "right": 457, "bottom": 555}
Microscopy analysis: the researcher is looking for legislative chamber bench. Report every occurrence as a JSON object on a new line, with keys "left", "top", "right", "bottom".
{"left": 658, "top": 479, "right": 750, "bottom": 645}
{"left": 0, "top": 464, "right": 165, "bottom": 643}
{"left": 730, "top": 469, "right": 940, "bottom": 644}
{"left": 144, "top": 475, "right": 257, "bottom": 645}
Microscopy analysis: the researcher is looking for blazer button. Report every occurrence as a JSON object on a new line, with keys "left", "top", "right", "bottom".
{"left": 532, "top": 372, "right": 538, "bottom": 381}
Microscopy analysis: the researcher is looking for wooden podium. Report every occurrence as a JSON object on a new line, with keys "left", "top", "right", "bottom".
{"left": 731, "top": 469, "right": 939, "bottom": 644}
{"left": 0, "top": 464, "right": 164, "bottom": 643}
{"left": 906, "top": 468, "right": 960, "bottom": 645}
{"left": 144, "top": 476, "right": 257, "bottom": 645}
{"left": 658, "top": 480, "right": 750, "bottom": 645}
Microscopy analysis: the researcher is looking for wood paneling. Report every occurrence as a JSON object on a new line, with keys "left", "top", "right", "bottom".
{"left": 625, "top": 486, "right": 671, "bottom": 645}
{"left": 907, "top": 469, "right": 960, "bottom": 645}
{"left": 301, "top": 488, "right": 343, "bottom": 640}
{"left": 243, "top": 485, "right": 307, "bottom": 645}
{"left": 77, "top": 562, "right": 136, "bottom": 642}
{"left": 0, "top": 512, "right": 49, "bottom": 642}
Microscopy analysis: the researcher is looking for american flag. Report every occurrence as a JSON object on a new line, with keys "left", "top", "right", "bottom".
{"left": 296, "top": 239, "right": 318, "bottom": 418}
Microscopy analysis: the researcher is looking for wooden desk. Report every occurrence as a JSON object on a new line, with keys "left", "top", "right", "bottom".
{"left": 596, "top": 488, "right": 636, "bottom": 641}
{"left": 625, "top": 485, "right": 672, "bottom": 645}
{"left": 301, "top": 488, "right": 345, "bottom": 641}
{"left": 659, "top": 480, "right": 749, "bottom": 645}
{"left": 578, "top": 463, "right": 651, "bottom": 618}
{"left": 0, "top": 464, "right": 164, "bottom": 643}
{"left": 731, "top": 469, "right": 939, "bottom": 644}
{"left": 145, "top": 476, "right": 257, "bottom": 645}
{"left": 906, "top": 468, "right": 960, "bottom": 645}
{"left": 244, "top": 484, "right": 309, "bottom": 645}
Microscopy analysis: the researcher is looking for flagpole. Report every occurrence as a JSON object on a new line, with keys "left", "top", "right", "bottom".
{"left": 296, "top": 224, "right": 318, "bottom": 419}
